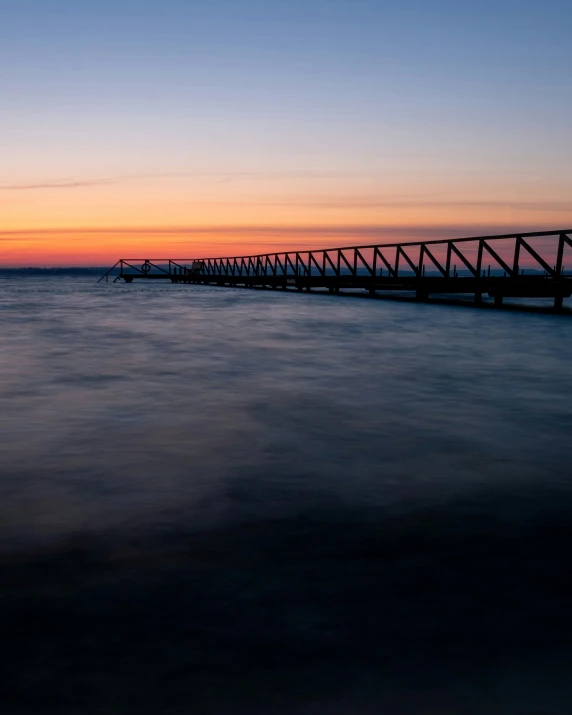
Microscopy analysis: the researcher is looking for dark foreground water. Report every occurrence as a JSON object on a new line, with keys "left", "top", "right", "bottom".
{"left": 2, "top": 277, "right": 572, "bottom": 713}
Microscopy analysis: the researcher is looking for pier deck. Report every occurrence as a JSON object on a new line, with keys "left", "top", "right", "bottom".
{"left": 99, "top": 229, "right": 572, "bottom": 311}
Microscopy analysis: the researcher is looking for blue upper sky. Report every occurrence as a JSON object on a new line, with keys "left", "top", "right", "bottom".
{"left": 1, "top": 0, "right": 571, "bottom": 263}
{"left": 3, "top": 0, "right": 570, "bottom": 172}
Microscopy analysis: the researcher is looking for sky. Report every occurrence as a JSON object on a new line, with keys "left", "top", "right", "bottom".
{"left": 1, "top": 0, "right": 571, "bottom": 265}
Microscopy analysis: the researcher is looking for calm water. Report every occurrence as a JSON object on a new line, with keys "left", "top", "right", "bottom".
{"left": 2, "top": 277, "right": 572, "bottom": 713}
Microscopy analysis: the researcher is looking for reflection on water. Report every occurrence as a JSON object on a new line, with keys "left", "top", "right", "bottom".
{"left": 2, "top": 277, "right": 572, "bottom": 713}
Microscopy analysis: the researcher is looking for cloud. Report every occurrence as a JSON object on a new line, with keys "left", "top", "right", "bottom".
{"left": 252, "top": 196, "right": 572, "bottom": 212}
{"left": 4, "top": 173, "right": 570, "bottom": 222}
{"left": 0, "top": 170, "right": 357, "bottom": 192}
{"left": 0, "top": 224, "right": 480, "bottom": 241}
{"left": 2, "top": 223, "right": 569, "bottom": 248}
{"left": 0, "top": 178, "right": 118, "bottom": 191}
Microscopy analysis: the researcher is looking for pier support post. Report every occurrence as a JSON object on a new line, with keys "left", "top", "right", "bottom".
{"left": 494, "top": 295, "right": 503, "bottom": 308}
{"left": 474, "top": 292, "right": 482, "bottom": 306}
{"left": 416, "top": 287, "right": 428, "bottom": 301}
{"left": 554, "top": 295, "right": 563, "bottom": 312}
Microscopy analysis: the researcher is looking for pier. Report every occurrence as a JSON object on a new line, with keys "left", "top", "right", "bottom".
{"left": 99, "top": 229, "right": 572, "bottom": 311}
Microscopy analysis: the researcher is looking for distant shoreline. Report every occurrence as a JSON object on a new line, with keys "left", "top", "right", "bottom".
{"left": 0, "top": 267, "right": 103, "bottom": 276}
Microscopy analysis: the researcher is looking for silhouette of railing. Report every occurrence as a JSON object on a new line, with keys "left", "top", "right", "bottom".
{"left": 99, "top": 229, "right": 572, "bottom": 310}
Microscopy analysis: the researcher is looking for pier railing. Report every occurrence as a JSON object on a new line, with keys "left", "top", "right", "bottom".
{"left": 98, "top": 229, "right": 572, "bottom": 310}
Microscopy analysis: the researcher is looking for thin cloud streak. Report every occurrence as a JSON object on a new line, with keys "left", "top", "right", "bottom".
{"left": 0, "top": 179, "right": 117, "bottom": 191}
{"left": 0, "top": 170, "right": 364, "bottom": 192}
{"left": 3, "top": 174, "right": 569, "bottom": 218}
{"left": 2, "top": 223, "right": 568, "bottom": 244}
{"left": 0, "top": 224, "right": 502, "bottom": 240}
{"left": 261, "top": 198, "right": 572, "bottom": 212}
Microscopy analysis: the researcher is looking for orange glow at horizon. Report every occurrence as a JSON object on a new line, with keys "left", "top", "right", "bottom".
{"left": 1, "top": 174, "right": 572, "bottom": 266}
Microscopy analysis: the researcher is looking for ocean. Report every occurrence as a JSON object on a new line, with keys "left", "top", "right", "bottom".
{"left": 2, "top": 276, "right": 572, "bottom": 713}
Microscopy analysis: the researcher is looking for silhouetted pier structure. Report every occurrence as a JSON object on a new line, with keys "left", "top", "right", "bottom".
{"left": 99, "top": 229, "right": 572, "bottom": 311}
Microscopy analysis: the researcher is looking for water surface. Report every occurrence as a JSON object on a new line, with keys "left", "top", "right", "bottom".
{"left": 2, "top": 277, "right": 572, "bottom": 713}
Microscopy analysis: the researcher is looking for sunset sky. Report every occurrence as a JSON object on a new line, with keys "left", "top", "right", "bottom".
{"left": 2, "top": 0, "right": 571, "bottom": 265}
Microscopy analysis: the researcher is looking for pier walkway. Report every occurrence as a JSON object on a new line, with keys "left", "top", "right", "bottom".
{"left": 98, "top": 229, "right": 572, "bottom": 311}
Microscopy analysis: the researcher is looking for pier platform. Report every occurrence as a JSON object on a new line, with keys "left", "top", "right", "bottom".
{"left": 99, "top": 229, "right": 572, "bottom": 311}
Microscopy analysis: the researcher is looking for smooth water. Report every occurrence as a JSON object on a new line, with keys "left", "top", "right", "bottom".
{"left": 2, "top": 277, "right": 572, "bottom": 713}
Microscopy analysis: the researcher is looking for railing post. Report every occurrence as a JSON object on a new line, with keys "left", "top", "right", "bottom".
{"left": 418, "top": 245, "right": 425, "bottom": 276}
{"left": 513, "top": 237, "right": 521, "bottom": 276}
{"left": 476, "top": 241, "right": 483, "bottom": 276}
{"left": 556, "top": 234, "right": 565, "bottom": 277}
{"left": 555, "top": 234, "right": 566, "bottom": 311}
{"left": 473, "top": 241, "right": 483, "bottom": 303}
{"left": 446, "top": 243, "right": 452, "bottom": 277}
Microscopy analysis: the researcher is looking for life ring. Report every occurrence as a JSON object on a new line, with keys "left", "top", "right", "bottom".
{"left": 141, "top": 262, "right": 150, "bottom": 274}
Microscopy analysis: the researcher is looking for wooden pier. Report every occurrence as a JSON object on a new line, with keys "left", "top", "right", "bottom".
{"left": 99, "top": 229, "right": 572, "bottom": 311}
